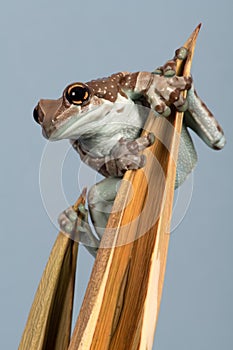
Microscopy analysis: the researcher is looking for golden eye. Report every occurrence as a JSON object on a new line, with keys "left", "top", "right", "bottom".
{"left": 65, "top": 83, "right": 90, "bottom": 105}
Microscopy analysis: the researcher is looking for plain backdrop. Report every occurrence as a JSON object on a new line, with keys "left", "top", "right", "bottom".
{"left": 0, "top": 1, "right": 232, "bottom": 349}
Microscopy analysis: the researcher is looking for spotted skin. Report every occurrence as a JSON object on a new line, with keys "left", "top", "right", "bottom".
{"left": 33, "top": 47, "right": 226, "bottom": 256}
{"left": 85, "top": 71, "right": 192, "bottom": 116}
{"left": 86, "top": 72, "right": 127, "bottom": 102}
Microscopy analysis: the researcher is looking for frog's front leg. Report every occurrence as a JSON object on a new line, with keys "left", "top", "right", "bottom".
{"left": 71, "top": 133, "right": 154, "bottom": 177}
{"left": 120, "top": 67, "right": 192, "bottom": 117}
{"left": 105, "top": 133, "right": 155, "bottom": 176}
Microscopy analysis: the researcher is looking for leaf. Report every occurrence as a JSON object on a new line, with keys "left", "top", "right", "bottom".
{"left": 68, "top": 25, "right": 201, "bottom": 350}
{"left": 19, "top": 192, "right": 86, "bottom": 350}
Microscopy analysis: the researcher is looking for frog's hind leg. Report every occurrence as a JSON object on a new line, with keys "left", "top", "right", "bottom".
{"left": 88, "top": 177, "right": 121, "bottom": 239}
{"left": 175, "top": 123, "right": 198, "bottom": 188}
{"left": 58, "top": 177, "right": 121, "bottom": 257}
{"left": 79, "top": 177, "right": 121, "bottom": 255}
{"left": 185, "top": 85, "right": 226, "bottom": 150}
{"left": 58, "top": 205, "right": 100, "bottom": 257}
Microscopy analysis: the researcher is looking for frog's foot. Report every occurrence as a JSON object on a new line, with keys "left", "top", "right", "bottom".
{"left": 154, "top": 47, "right": 188, "bottom": 77}
{"left": 154, "top": 60, "right": 177, "bottom": 78}
{"left": 58, "top": 205, "right": 99, "bottom": 257}
{"left": 104, "top": 133, "right": 155, "bottom": 177}
{"left": 147, "top": 73, "right": 192, "bottom": 116}
{"left": 151, "top": 46, "right": 191, "bottom": 113}
{"left": 175, "top": 46, "right": 189, "bottom": 60}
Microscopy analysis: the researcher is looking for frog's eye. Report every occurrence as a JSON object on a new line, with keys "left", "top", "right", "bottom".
{"left": 65, "top": 83, "right": 90, "bottom": 106}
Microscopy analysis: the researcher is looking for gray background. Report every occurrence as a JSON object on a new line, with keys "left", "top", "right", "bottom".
{"left": 0, "top": 0, "right": 232, "bottom": 349}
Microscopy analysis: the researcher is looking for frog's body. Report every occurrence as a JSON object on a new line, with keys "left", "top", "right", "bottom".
{"left": 34, "top": 48, "right": 225, "bottom": 256}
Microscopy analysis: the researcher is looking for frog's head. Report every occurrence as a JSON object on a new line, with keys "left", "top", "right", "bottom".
{"left": 33, "top": 82, "right": 113, "bottom": 140}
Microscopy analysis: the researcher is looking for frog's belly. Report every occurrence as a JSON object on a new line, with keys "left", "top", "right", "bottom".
{"left": 79, "top": 97, "right": 150, "bottom": 157}
{"left": 79, "top": 101, "right": 148, "bottom": 157}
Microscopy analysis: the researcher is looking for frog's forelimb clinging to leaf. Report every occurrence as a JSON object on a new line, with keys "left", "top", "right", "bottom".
{"left": 33, "top": 47, "right": 225, "bottom": 257}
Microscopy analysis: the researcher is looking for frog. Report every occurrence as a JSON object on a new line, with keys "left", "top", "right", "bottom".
{"left": 33, "top": 47, "right": 225, "bottom": 257}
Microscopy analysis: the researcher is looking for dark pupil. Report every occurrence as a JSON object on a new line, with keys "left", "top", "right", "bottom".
{"left": 67, "top": 86, "right": 88, "bottom": 104}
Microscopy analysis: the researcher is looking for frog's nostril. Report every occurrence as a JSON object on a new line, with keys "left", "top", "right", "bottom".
{"left": 33, "top": 105, "right": 44, "bottom": 124}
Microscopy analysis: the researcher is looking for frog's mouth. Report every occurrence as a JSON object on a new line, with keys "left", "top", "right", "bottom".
{"left": 49, "top": 102, "right": 116, "bottom": 140}
{"left": 52, "top": 100, "right": 146, "bottom": 143}
{"left": 34, "top": 96, "right": 116, "bottom": 141}
{"left": 33, "top": 97, "right": 67, "bottom": 139}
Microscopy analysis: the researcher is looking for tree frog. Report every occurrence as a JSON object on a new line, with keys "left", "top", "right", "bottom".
{"left": 33, "top": 47, "right": 225, "bottom": 256}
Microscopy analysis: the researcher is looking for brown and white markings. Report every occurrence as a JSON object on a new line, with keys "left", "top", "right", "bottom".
{"left": 33, "top": 47, "right": 226, "bottom": 256}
